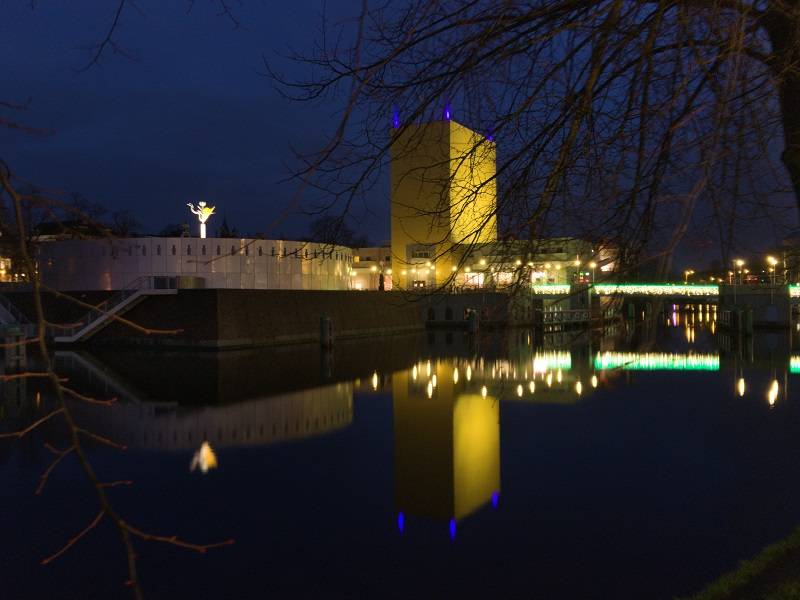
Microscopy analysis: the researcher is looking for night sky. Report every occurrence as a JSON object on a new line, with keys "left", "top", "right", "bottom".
{"left": 0, "top": 2, "right": 379, "bottom": 241}
{"left": 1, "top": 3, "right": 796, "bottom": 265}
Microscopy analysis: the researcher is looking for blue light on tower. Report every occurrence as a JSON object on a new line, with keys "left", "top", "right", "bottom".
{"left": 449, "top": 518, "right": 457, "bottom": 541}
{"left": 444, "top": 102, "right": 451, "bottom": 121}
{"left": 397, "top": 512, "right": 405, "bottom": 534}
{"left": 392, "top": 107, "right": 400, "bottom": 129}
{"left": 491, "top": 490, "right": 499, "bottom": 508}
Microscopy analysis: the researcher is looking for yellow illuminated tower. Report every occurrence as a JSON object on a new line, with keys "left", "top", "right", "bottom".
{"left": 390, "top": 120, "right": 497, "bottom": 289}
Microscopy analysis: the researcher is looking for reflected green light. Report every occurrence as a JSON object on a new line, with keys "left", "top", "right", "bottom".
{"left": 594, "top": 352, "right": 719, "bottom": 371}
{"left": 592, "top": 284, "right": 719, "bottom": 297}
{"left": 790, "top": 356, "right": 800, "bottom": 373}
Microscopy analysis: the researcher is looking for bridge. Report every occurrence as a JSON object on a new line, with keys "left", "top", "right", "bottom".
{"left": 532, "top": 282, "right": 800, "bottom": 301}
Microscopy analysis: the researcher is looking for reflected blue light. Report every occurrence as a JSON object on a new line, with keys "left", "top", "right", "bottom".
{"left": 392, "top": 107, "right": 400, "bottom": 129}
{"left": 444, "top": 103, "right": 451, "bottom": 121}
{"left": 449, "top": 518, "right": 456, "bottom": 541}
{"left": 397, "top": 512, "right": 405, "bottom": 534}
{"left": 491, "top": 491, "right": 499, "bottom": 509}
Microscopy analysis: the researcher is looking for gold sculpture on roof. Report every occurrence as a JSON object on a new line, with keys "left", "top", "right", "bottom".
{"left": 187, "top": 201, "right": 216, "bottom": 238}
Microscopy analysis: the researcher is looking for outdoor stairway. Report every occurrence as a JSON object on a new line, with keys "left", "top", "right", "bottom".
{"left": 0, "top": 293, "right": 37, "bottom": 338}
{"left": 54, "top": 276, "right": 178, "bottom": 344}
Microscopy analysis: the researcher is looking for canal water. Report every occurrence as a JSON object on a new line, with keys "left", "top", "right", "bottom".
{"left": 3, "top": 307, "right": 800, "bottom": 599}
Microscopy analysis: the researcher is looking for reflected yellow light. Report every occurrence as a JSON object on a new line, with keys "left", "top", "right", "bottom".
{"left": 479, "top": 258, "right": 486, "bottom": 266}
{"left": 516, "top": 384, "right": 523, "bottom": 397}
{"left": 371, "top": 265, "right": 378, "bottom": 272}
{"left": 431, "top": 374, "right": 438, "bottom": 388}
{"left": 190, "top": 441, "right": 218, "bottom": 474}
{"left": 481, "top": 385, "right": 487, "bottom": 398}
{"left": 453, "top": 368, "right": 459, "bottom": 384}
{"left": 737, "top": 377, "right": 745, "bottom": 397}
{"left": 546, "top": 372, "right": 553, "bottom": 387}
{"left": 556, "top": 369, "right": 563, "bottom": 383}
{"left": 768, "top": 379, "right": 779, "bottom": 406}
{"left": 372, "top": 371, "right": 379, "bottom": 390}
{"left": 386, "top": 268, "right": 392, "bottom": 275}
{"left": 529, "top": 381, "right": 535, "bottom": 394}
{"left": 575, "top": 381, "right": 582, "bottom": 396}
{"left": 452, "top": 266, "right": 458, "bottom": 272}
{"left": 412, "top": 365, "right": 418, "bottom": 381}
{"left": 466, "top": 365, "right": 472, "bottom": 381}
{"left": 591, "top": 374, "right": 598, "bottom": 388}
{"left": 427, "top": 381, "right": 433, "bottom": 398}
{"left": 426, "top": 360, "right": 432, "bottom": 377}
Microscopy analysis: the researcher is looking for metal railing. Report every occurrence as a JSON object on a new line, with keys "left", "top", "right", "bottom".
{"left": 55, "top": 276, "right": 175, "bottom": 340}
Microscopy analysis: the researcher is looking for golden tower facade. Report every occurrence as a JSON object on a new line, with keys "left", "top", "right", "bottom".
{"left": 390, "top": 120, "right": 497, "bottom": 289}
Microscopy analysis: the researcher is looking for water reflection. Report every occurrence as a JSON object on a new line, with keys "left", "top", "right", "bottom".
{"left": 393, "top": 362, "right": 501, "bottom": 525}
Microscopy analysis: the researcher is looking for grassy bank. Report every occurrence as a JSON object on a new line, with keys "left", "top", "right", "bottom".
{"left": 686, "top": 528, "right": 800, "bottom": 600}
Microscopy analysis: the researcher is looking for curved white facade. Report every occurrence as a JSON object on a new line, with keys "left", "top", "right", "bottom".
{"left": 38, "top": 237, "right": 355, "bottom": 291}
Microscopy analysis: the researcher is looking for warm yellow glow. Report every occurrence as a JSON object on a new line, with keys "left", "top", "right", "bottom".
{"left": 187, "top": 201, "right": 216, "bottom": 239}
{"left": 768, "top": 379, "right": 779, "bottom": 406}
{"left": 431, "top": 374, "right": 438, "bottom": 388}
{"left": 737, "top": 377, "right": 745, "bottom": 397}
{"left": 516, "top": 384, "right": 523, "bottom": 397}
{"left": 546, "top": 372, "right": 553, "bottom": 387}
{"left": 528, "top": 381, "right": 535, "bottom": 394}
{"left": 479, "top": 258, "right": 486, "bottom": 266}
{"left": 453, "top": 368, "right": 459, "bottom": 384}
{"left": 412, "top": 365, "right": 418, "bottom": 381}
{"left": 350, "top": 270, "right": 357, "bottom": 277}
{"left": 591, "top": 374, "right": 598, "bottom": 388}
{"left": 465, "top": 266, "right": 471, "bottom": 273}
{"left": 574, "top": 259, "right": 581, "bottom": 267}
{"left": 452, "top": 266, "right": 458, "bottom": 272}
{"left": 426, "top": 360, "right": 432, "bottom": 377}
{"left": 556, "top": 369, "right": 563, "bottom": 383}
{"left": 736, "top": 259, "right": 745, "bottom": 267}
{"left": 466, "top": 365, "right": 472, "bottom": 381}
{"left": 575, "top": 381, "right": 582, "bottom": 396}
{"left": 427, "top": 381, "right": 433, "bottom": 398}
{"left": 371, "top": 265, "right": 378, "bottom": 272}
{"left": 767, "top": 256, "right": 778, "bottom": 266}
{"left": 386, "top": 268, "right": 392, "bottom": 275}
{"left": 190, "top": 441, "right": 218, "bottom": 473}
{"left": 481, "top": 385, "right": 487, "bottom": 398}
{"left": 515, "top": 259, "right": 522, "bottom": 266}
{"left": 555, "top": 264, "right": 561, "bottom": 270}
{"left": 372, "top": 371, "right": 379, "bottom": 390}
{"left": 589, "top": 261, "right": 597, "bottom": 269}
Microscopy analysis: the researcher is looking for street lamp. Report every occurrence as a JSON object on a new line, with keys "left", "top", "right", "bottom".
{"left": 735, "top": 259, "right": 745, "bottom": 284}
{"left": 767, "top": 256, "right": 778, "bottom": 285}
{"left": 684, "top": 269, "right": 695, "bottom": 284}
{"left": 589, "top": 261, "right": 597, "bottom": 284}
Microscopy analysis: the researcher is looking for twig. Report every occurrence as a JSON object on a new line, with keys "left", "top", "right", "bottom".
{"left": 41, "top": 510, "right": 105, "bottom": 565}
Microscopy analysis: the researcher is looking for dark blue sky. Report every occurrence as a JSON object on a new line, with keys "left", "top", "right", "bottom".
{"left": 0, "top": 1, "right": 383, "bottom": 240}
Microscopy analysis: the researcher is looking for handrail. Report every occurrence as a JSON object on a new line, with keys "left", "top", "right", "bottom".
{"left": 0, "top": 293, "right": 32, "bottom": 325}
{"left": 56, "top": 276, "right": 171, "bottom": 339}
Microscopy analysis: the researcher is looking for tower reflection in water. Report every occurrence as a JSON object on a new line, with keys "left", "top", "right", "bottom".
{"left": 393, "top": 360, "right": 500, "bottom": 539}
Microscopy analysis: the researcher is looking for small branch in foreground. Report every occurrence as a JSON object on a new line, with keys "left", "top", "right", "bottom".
{"left": 0, "top": 408, "right": 64, "bottom": 439}
{"left": 41, "top": 510, "right": 105, "bottom": 565}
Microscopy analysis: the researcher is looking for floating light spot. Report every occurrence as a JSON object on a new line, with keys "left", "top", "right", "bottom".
{"left": 190, "top": 441, "right": 218, "bottom": 474}
{"left": 768, "top": 380, "right": 779, "bottom": 406}
{"left": 556, "top": 369, "right": 563, "bottom": 383}
{"left": 466, "top": 365, "right": 472, "bottom": 381}
{"left": 591, "top": 374, "right": 598, "bottom": 388}
{"left": 575, "top": 381, "right": 583, "bottom": 396}
{"left": 426, "top": 360, "right": 432, "bottom": 377}
{"left": 529, "top": 381, "right": 535, "bottom": 394}
{"left": 516, "top": 384, "right": 523, "bottom": 397}
{"left": 412, "top": 365, "right": 418, "bottom": 381}
{"left": 372, "top": 371, "right": 378, "bottom": 390}
{"left": 737, "top": 377, "right": 745, "bottom": 397}
{"left": 481, "top": 385, "right": 487, "bottom": 398}
{"left": 431, "top": 374, "right": 438, "bottom": 388}
{"left": 546, "top": 372, "right": 553, "bottom": 387}
{"left": 427, "top": 381, "right": 433, "bottom": 398}
{"left": 449, "top": 518, "right": 456, "bottom": 540}
{"left": 397, "top": 512, "right": 405, "bottom": 533}
{"left": 453, "top": 368, "right": 459, "bottom": 384}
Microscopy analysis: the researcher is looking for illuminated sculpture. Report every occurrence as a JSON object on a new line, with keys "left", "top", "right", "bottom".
{"left": 187, "top": 201, "right": 216, "bottom": 239}
{"left": 190, "top": 441, "right": 218, "bottom": 473}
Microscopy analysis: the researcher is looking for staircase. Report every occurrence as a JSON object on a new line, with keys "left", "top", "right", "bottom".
{"left": 54, "top": 276, "right": 178, "bottom": 343}
{"left": 0, "top": 293, "right": 37, "bottom": 338}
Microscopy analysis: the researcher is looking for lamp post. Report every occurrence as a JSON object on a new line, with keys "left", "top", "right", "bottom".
{"left": 735, "top": 259, "right": 745, "bottom": 284}
{"left": 589, "top": 261, "right": 597, "bottom": 284}
{"left": 767, "top": 256, "right": 778, "bottom": 285}
{"left": 684, "top": 269, "right": 695, "bottom": 284}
